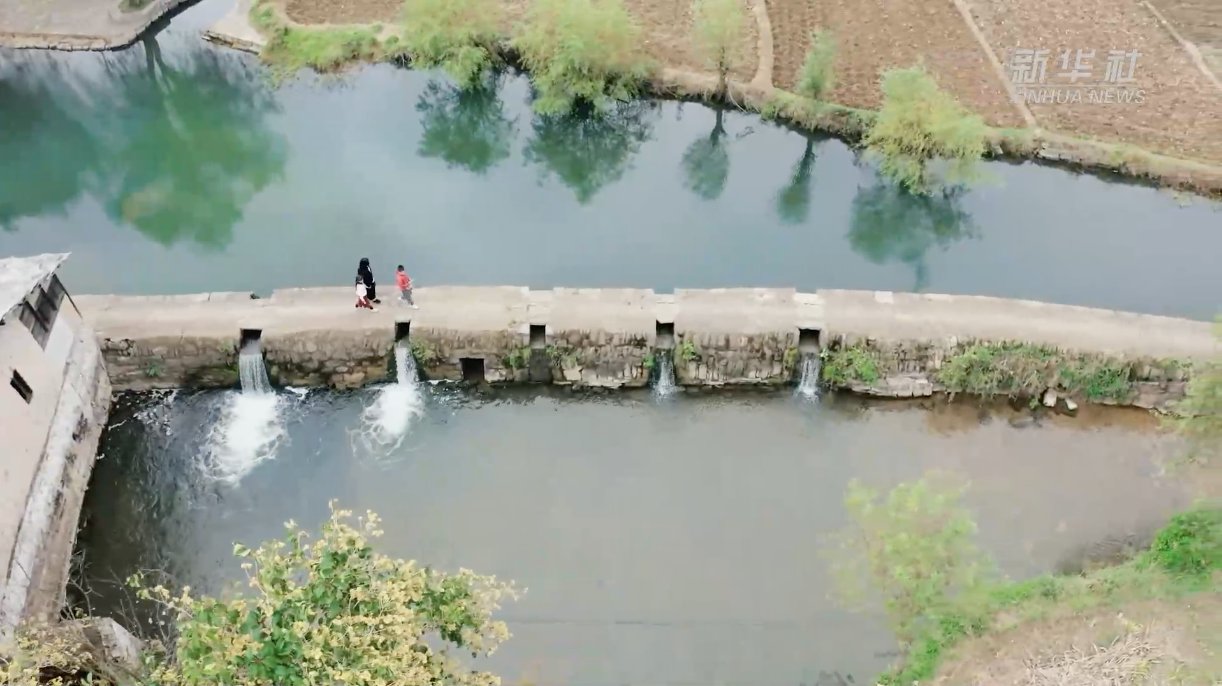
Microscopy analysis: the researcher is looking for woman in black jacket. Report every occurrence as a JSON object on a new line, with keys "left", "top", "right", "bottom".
{"left": 357, "top": 257, "right": 379, "bottom": 303}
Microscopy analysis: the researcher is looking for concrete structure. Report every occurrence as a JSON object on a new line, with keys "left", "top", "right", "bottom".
{"left": 0, "top": 0, "right": 188, "bottom": 49}
{"left": 0, "top": 254, "right": 110, "bottom": 633}
{"left": 74, "top": 286, "right": 1218, "bottom": 408}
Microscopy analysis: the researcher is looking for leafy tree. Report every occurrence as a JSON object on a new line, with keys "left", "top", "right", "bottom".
{"left": 401, "top": 0, "right": 503, "bottom": 86}
{"left": 513, "top": 0, "right": 652, "bottom": 115}
{"left": 863, "top": 65, "right": 987, "bottom": 194}
{"left": 692, "top": 0, "right": 746, "bottom": 96}
{"left": 795, "top": 29, "right": 836, "bottom": 100}
{"left": 1167, "top": 320, "right": 1222, "bottom": 464}
{"left": 848, "top": 180, "right": 975, "bottom": 291}
{"left": 775, "top": 137, "right": 816, "bottom": 223}
{"left": 824, "top": 475, "right": 991, "bottom": 646}
{"left": 416, "top": 74, "right": 517, "bottom": 174}
{"left": 130, "top": 504, "right": 517, "bottom": 686}
{"left": 681, "top": 107, "right": 730, "bottom": 200}
{"left": 523, "top": 101, "right": 657, "bottom": 203}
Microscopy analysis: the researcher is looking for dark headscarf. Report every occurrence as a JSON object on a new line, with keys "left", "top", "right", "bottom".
{"left": 357, "top": 257, "right": 374, "bottom": 287}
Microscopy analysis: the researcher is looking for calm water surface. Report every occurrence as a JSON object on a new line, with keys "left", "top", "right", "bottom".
{"left": 1, "top": 0, "right": 1220, "bottom": 317}
{"left": 77, "top": 388, "right": 1189, "bottom": 685}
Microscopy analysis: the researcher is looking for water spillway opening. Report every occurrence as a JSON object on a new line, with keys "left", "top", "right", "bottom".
{"left": 798, "top": 328, "right": 821, "bottom": 353}
{"left": 395, "top": 321, "right": 411, "bottom": 341}
{"left": 528, "top": 325, "right": 552, "bottom": 383}
{"left": 655, "top": 322, "right": 675, "bottom": 350}
{"left": 461, "top": 358, "right": 486, "bottom": 384}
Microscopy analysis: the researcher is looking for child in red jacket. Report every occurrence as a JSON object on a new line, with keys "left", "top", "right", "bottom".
{"left": 396, "top": 265, "right": 417, "bottom": 308}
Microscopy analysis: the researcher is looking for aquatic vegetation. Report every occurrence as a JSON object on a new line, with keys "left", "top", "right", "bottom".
{"left": 796, "top": 29, "right": 836, "bottom": 101}
{"left": 692, "top": 0, "right": 747, "bottom": 95}
{"left": 819, "top": 343, "right": 881, "bottom": 386}
{"left": 863, "top": 65, "right": 987, "bottom": 194}
{"left": 400, "top": 0, "right": 503, "bottom": 86}
{"left": 513, "top": 0, "right": 653, "bottom": 115}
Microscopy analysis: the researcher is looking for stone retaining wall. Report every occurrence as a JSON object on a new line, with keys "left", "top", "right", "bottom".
{"left": 73, "top": 287, "right": 1220, "bottom": 409}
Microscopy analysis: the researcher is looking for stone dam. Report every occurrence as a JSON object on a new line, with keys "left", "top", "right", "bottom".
{"left": 76, "top": 286, "right": 1218, "bottom": 408}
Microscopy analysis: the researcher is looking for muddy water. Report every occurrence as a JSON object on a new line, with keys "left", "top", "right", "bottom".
{"left": 76, "top": 388, "right": 1189, "bottom": 685}
{"left": 2, "top": 1, "right": 1222, "bottom": 317}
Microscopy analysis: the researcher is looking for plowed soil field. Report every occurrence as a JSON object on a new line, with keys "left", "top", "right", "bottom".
{"left": 964, "top": 0, "right": 1222, "bottom": 162}
{"left": 764, "top": 0, "right": 1025, "bottom": 127}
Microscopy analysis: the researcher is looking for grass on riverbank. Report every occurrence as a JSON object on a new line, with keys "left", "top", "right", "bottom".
{"left": 242, "top": 0, "right": 1222, "bottom": 196}
{"left": 881, "top": 507, "right": 1222, "bottom": 684}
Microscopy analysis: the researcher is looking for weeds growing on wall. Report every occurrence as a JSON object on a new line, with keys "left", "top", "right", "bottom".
{"left": 796, "top": 30, "right": 836, "bottom": 101}
{"left": 677, "top": 339, "right": 700, "bottom": 363}
{"left": 692, "top": 0, "right": 746, "bottom": 95}
{"left": 937, "top": 342, "right": 1136, "bottom": 402}
{"left": 401, "top": 0, "right": 503, "bottom": 86}
{"left": 643, "top": 352, "right": 656, "bottom": 372}
{"left": 409, "top": 339, "right": 442, "bottom": 366}
{"left": 863, "top": 65, "right": 987, "bottom": 194}
{"left": 502, "top": 346, "right": 531, "bottom": 370}
{"left": 1165, "top": 320, "right": 1220, "bottom": 464}
{"left": 820, "top": 343, "right": 881, "bottom": 386}
{"left": 513, "top": 0, "right": 652, "bottom": 115}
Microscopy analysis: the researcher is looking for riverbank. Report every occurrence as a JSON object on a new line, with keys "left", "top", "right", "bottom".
{"left": 201, "top": 0, "right": 1222, "bottom": 197}
{"left": 73, "top": 286, "right": 1218, "bottom": 408}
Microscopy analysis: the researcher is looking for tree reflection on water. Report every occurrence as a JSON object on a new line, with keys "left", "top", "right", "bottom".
{"left": 0, "top": 36, "right": 287, "bottom": 248}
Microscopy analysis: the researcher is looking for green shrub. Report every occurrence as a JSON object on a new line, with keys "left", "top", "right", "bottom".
{"left": 401, "top": 0, "right": 503, "bottom": 86}
{"left": 1167, "top": 321, "right": 1221, "bottom": 463}
{"left": 410, "top": 338, "right": 442, "bottom": 366}
{"left": 1146, "top": 509, "right": 1222, "bottom": 577}
{"left": 692, "top": 0, "right": 746, "bottom": 93}
{"left": 513, "top": 0, "right": 652, "bottom": 114}
{"left": 820, "top": 344, "right": 881, "bottom": 386}
{"left": 937, "top": 342, "right": 1135, "bottom": 401}
{"left": 677, "top": 339, "right": 700, "bottom": 363}
{"left": 129, "top": 504, "right": 516, "bottom": 686}
{"left": 863, "top": 65, "right": 987, "bottom": 194}
{"left": 796, "top": 29, "right": 836, "bottom": 100}
{"left": 825, "top": 475, "right": 991, "bottom": 646}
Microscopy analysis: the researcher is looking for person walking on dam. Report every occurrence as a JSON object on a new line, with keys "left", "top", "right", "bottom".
{"left": 396, "top": 264, "right": 417, "bottom": 308}
{"left": 354, "top": 276, "right": 375, "bottom": 310}
{"left": 357, "top": 257, "right": 379, "bottom": 303}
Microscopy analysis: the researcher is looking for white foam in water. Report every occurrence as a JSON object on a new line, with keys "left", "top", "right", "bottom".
{"left": 203, "top": 339, "right": 284, "bottom": 483}
{"left": 205, "top": 390, "right": 285, "bottom": 484}
{"left": 652, "top": 351, "right": 677, "bottom": 399}
{"left": 797, "top": 353, "right": 821, "bottom": 400}
{"left": 359, "top": 342, "right": 425, "bottom": 450}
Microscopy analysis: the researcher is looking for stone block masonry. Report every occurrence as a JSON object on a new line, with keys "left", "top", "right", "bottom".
{"left": 72, "top": 287, "right": 1221, "bottom": 409}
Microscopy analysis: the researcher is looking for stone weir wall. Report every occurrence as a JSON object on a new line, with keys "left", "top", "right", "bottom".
{"left": 73, "top": 287, "right": 1220, "bottom": 409}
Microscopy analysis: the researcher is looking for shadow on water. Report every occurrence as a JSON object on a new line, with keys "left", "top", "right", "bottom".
{"left": 416, "top": 70, "right": 519, "bottom": 175}
{"left": 0, "top": 34, "right": 286, "bottom": 248}
{"left": 681, "top": 105, "right": 731, "bottom": 201}
{"left": 523, "top": 100, "right": 660, "bottom": 204}
{"left": 847, "top": 181, "right": 976, "bottom": 292}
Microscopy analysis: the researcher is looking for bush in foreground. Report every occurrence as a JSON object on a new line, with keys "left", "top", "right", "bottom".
{"left": 401, "top": 0, "right": 503, "bottom": 86}
{"left": 825, "top": 474, "right": 991, "bottom": 646}
{"left": 863, "top": 65, "right": 987, "bottom": 194}
{"left": 514, "top": 0, "right": 652, "bottom": 115}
